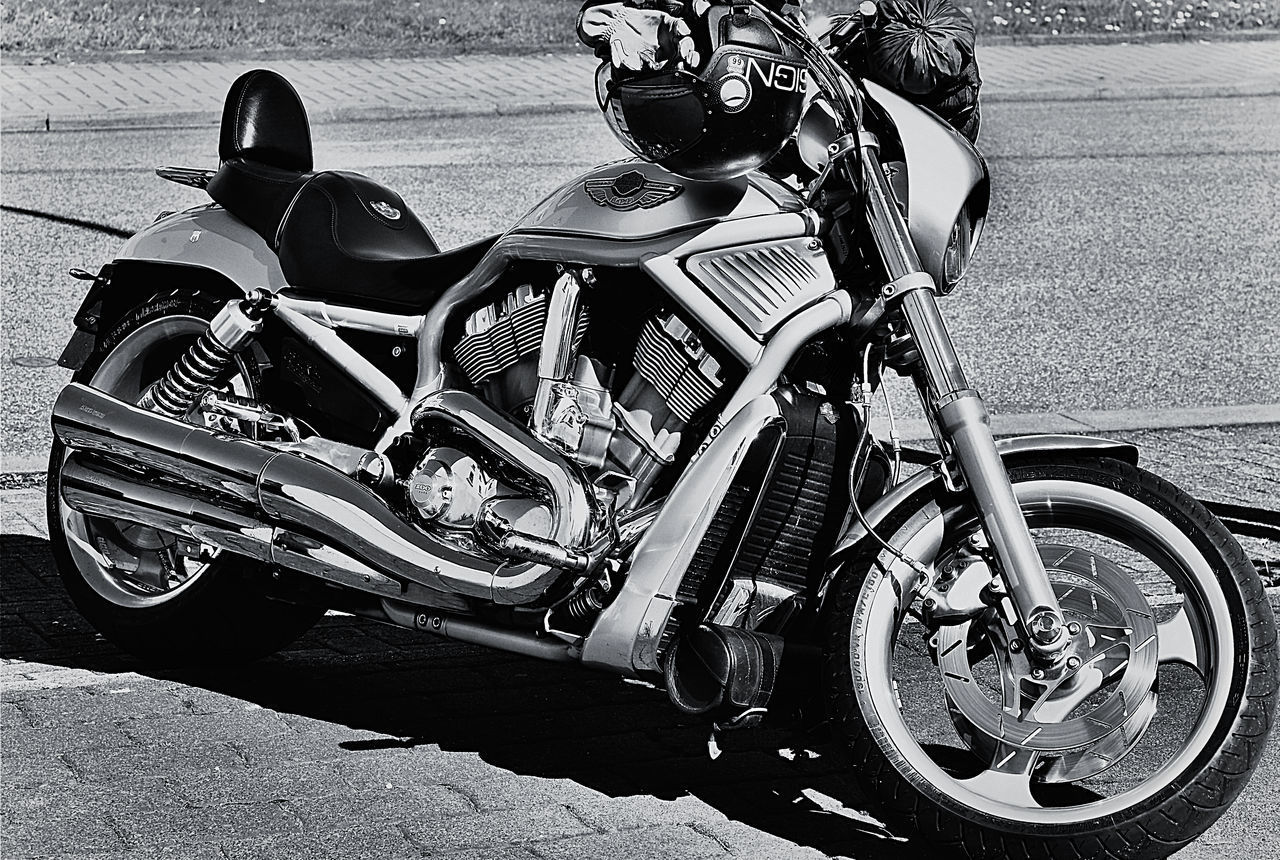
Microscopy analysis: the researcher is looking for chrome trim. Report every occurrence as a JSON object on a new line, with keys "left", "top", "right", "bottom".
{"left": 580, "top": 394, "right": 784, "bottom": 674}
{"left": 411, "top": 390, "right": 594, "bottom": 552}
{"left": 53, "top": 383, "right": 594, "bottom": 607}
{"left": 155, "top": 166, "right": 216, "bottom": 190}
{"left": 685, "top": 237, "right": 837, "bottom": 337}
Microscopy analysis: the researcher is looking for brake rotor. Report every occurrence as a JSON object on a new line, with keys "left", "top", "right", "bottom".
{"left": 934, "top": 543, "right": 1160, "bottom": 783}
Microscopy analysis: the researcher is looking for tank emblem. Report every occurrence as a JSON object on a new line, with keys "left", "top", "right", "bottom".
{"left": 370, "top": 200, "right": 401, "bottom": 220}
{"left": 585, "top": 171, "right": 683, "bottom": 211}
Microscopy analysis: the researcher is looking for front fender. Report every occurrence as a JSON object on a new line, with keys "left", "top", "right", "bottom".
{"left": 821, "top": 434, "right": 1139, "bottom": 595}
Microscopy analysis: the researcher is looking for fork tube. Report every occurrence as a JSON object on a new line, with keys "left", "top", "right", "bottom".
{"left": 859, "top": 145, "right": 1069, "bottom": 659}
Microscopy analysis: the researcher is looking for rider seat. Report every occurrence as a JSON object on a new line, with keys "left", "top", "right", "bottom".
{"left": 206, "top": 69, "right": 493, "bottom": 312}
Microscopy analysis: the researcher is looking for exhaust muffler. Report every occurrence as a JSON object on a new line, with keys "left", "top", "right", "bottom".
{"left": 51, "top": 382, "right": 592, "bottom": 607}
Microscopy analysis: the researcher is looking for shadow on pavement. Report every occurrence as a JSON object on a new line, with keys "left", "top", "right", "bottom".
{"left": 1, "top": 532, "right": 916, "bottom": 859}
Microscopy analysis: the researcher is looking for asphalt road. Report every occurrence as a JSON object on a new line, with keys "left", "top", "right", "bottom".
{"left": 3, "top": 95, "right": 1280, "bottom": 466}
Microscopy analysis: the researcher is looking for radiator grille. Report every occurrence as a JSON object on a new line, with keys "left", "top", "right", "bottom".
{"left": 657, "top": 391, "right": 852, "bottom": 662}
{"left": 685, "top": 238, "right": 836, "bottom": 337}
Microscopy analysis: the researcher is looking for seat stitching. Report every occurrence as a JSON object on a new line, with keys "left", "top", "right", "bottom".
{"left": 231, "top": 71, "right": 258, "bottom": 160}
{"left": 274, "top": 172, "right": 323, "bottom": 250}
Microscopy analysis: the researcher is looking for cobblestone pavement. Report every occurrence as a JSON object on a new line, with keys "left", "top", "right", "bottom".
{"left": 3, "top": 39, "right": 1280, "bottom": 132}
{"left": 2, "top": 425, "right": 1277, "bottom": 859}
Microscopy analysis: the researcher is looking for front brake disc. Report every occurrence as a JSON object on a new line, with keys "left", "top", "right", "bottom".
{"left": 934, "top": 544, "right": 1160, "bottom": 784}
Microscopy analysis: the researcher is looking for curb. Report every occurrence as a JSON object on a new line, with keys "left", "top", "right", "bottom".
{"left": 4, "top": 405, "right": 1276, "bottom": 478}
{"left": 872, "top": 403, "right": 1280, "bottom": 443}
{"left": 4, "top": 83, "right": 1278, "bottom": 135}
{"left": 0, "top": 98, "right": 600, "bottom": 135}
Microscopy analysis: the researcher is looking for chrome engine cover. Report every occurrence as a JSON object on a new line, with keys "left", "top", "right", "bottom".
{"left": 405, "top": 445, "right": 555, "bottom": 541}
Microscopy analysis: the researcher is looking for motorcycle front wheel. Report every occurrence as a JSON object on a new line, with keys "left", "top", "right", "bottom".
{"left": 47, "top": 288, "right": 323, "bottom": 664}
{"left": 824, "top": 455, "right": 1276, "bottom": 859}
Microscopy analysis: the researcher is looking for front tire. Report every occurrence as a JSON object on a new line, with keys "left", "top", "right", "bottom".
{"left": 47, "top": 289, "right": 322, "bottom": 665}
{"left": 824, "top": 455, "right": 1277, "bottom": 859}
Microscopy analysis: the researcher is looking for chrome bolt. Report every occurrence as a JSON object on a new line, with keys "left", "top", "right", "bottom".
{"left": 1031, "top": 668, "right": 1045, "bottom": 680}
{"left": 1068, "top": 622, "right": 1082, "bottom": 636}
{"left": 1008, "top": 639, "right": 1023, "bottom": 653}
{"left": 1066, "top": 656, "right": 1082, "bottom": 670}
{"left": 1029, "top": 610, "right": 1065, "bottom": 645}
{"left": 415, "top": 613, "right": 429, "bottom": 628}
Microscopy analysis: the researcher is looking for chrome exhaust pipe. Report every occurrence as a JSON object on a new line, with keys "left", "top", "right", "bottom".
{"left": 52, "top": 383, "right": 594, "bottom": 606}
{"left": 60, "top": 453, "right": 406, "bottom": 601}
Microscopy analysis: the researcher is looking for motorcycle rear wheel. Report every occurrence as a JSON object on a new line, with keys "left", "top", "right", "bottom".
{"left": 824, "top": 455, "right": 1276, "bottom": 859}
{"left": 47, "top": 289, "right": 323, "bottom": 665}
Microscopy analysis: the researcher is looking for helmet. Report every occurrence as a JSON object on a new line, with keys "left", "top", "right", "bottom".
{"left": 595, "top": 6, "right": 806, "bottom": 182}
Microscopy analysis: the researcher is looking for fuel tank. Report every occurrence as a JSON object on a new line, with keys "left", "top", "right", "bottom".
{"left": 511, "top": 159, "right": 805, "bottom": 242}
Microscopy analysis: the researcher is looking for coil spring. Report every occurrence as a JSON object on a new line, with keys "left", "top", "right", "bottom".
{"left": 140, "top": 330, "right": 238, "bottom": 417}
{"left": 564, "top": 584, "right": 607, "bottom": 621}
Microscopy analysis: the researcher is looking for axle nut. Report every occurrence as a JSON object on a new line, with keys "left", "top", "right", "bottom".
{"left": 1029, "top": 610, "right": 1065, "bottom": 645}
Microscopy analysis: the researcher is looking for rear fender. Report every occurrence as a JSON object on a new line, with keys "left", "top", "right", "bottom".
{"left": 58, "top": 206, "right": 284, "bottom": 369}
{"left": 818, "top": 434, "right": 1140, "bottom": 600}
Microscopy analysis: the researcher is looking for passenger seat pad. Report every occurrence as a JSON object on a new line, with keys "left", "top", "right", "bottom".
{"left": 277, "top": 171, "right": 452, "bottom": 309}
{"left": 207, "top": 159, "right": 312, "bottom": 248}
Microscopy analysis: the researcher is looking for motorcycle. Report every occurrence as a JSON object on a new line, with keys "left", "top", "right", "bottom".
{"left": 46, "top": 3, "right": 1275, "bottom": 857}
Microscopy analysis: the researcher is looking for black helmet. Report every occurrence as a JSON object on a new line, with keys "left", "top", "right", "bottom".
{"left": 595, "top": 6, "right": 806, "bottom": 182}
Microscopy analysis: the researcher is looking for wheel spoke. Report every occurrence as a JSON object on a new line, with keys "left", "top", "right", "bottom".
{"left": 956, "top": 743, "right": 1042, "bottom": 808}
{"left": 1030, "top": 663, "right": 1105, "bottom": 723}
{"left": 1156, "top": 601, "right": 1209, "bottom": 676}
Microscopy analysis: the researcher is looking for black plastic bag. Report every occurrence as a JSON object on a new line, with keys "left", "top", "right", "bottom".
{"left": 836, "top": 0, "right": 982, "bottom": 142}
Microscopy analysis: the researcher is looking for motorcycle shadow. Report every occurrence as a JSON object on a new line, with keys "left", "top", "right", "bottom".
{"left": 2, "top": 532, "right": 915, "bottom": 859}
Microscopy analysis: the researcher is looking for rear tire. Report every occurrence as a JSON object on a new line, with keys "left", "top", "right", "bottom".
{"left": 47, "top": 289, "right": 322, "bottom": 665}
{"left": 824, "top": 455, "right": 1277, "bottom": 859}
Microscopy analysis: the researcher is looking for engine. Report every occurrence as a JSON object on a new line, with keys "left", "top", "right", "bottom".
{"left": 424, "top": 267, "right": 727, "bottom": 520}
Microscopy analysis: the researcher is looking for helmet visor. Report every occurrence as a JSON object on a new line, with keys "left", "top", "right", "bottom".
{"left": 596, "top": 64, "right": 707, "bottom": 163}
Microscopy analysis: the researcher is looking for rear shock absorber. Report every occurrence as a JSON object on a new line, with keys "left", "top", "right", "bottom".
{"left": 138, "top": 289, "right": 275, "bottom": 418}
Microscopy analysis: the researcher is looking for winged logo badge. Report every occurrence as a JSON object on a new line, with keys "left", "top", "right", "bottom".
{"left": 584, "top": 170, "right": 683, "bottom": 212}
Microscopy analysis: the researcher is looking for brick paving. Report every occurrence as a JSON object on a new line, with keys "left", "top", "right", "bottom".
{"left": 3, "top": 39, "right": 1279, "bottom": 133}
{"left": 2, "top": 425, "right": 1278, "bottom": 858}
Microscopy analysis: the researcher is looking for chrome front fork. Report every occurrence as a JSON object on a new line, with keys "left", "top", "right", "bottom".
{"left": 858, "top": 142, "right": 1070, "bottom": 661}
